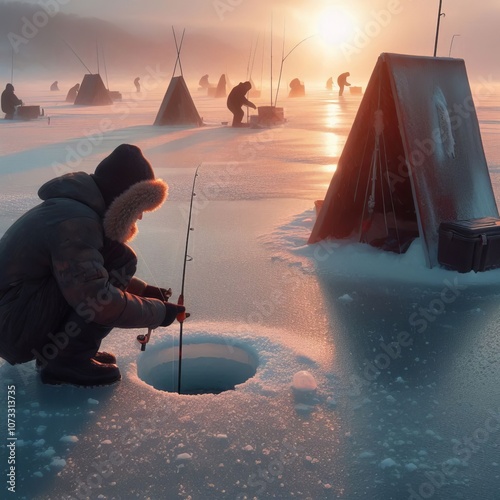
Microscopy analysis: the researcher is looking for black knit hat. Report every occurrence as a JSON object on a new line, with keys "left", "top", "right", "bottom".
{"left": 92, "top": 144, "right": 155, "bottom": 207}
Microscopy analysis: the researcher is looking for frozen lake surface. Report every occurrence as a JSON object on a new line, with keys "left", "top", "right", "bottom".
{"left": 1, "top": 76, "right": 500, "bottom": 499}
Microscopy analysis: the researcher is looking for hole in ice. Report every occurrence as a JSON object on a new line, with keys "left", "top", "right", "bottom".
{"left": 137, "top": 342, "right": 258, "bottom": 395}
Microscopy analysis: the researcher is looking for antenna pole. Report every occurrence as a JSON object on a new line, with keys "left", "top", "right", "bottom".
{"left": 433, "top": 0, "right": 444, "bottom": 57}
{"left": 448, "top": 33, "right": 460, "bottom": 56}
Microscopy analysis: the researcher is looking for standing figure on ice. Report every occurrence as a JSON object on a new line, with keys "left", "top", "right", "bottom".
{"left": 337, "top": 72, "right": 351, "bottom": 96}
{"left": 226, "top": 81, "right": 256, "bottom": 127}
{"left": 0, "top": 144, "right": 185, "bottom": 387}
{"left": 1, "top": 83, "right": 23, "bottom": 119}
{"left": 134, "top": 77, "right": 141, "bottom": 93}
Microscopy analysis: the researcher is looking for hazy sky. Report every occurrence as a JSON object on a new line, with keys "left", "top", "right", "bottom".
{"left": 8, "top": 0, "right": 500, "bottom": 82}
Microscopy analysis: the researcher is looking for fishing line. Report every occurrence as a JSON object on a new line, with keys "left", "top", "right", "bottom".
{"left": 136, "top": 164, "right": 201, "bottom": 396}
{"left": 177, "top": 164, "right": 201, "bottom": 394}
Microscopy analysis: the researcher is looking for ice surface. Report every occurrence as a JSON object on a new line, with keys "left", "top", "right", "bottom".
{"left": 1, "top": 81, "right": 500, "bottom": 499}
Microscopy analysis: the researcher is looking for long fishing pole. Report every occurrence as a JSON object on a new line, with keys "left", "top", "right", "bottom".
{"left": 61, "top": 38, "right": 93, "bottom": 74}
{"left": 274, "top": 34, "right": 316, "bottom": 107}
{"left": 96, "top": 41, "right": 100, "bottom": 75}
{"left": 136, "top": 165, "right": 200, "bottom": 390}
{"left": 101, "top": 45, "right": 110, "bottom": 90}
{"left": 177, "top": 164, "right": 201, "bottom": 394}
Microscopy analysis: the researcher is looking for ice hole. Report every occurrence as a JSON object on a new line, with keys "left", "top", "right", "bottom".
{"left": 137, "top": 342, "right": 258, "bottom": 395}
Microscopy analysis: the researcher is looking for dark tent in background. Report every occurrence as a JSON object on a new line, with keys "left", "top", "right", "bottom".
{"left": 74, "top": 74, "right": 112, "bottom": 106}
{"left": 208, "top": 74, "right": 227, "bottom": 98}
{"left": 154, "top": 27, "right": 202, "bottom": 127}
{"left": 309, "top": 52, "right": 498, "bottom": 268}
{"left": 154, "top": 75, "right": 202, "bottom": 127}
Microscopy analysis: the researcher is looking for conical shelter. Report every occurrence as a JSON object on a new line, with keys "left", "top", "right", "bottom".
{"left": 309, "top": 53, "right": 498, "bottom": 268}
{"left": 74, "top": 74, "right": 112, "bottom": 106}
{"left": 154, "top": 75, "right": 202, "bottom": 127}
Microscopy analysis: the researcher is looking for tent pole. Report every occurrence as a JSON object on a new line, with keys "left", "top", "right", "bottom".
{"left": 171, "top": 27, "right": 186, "bottom": 79}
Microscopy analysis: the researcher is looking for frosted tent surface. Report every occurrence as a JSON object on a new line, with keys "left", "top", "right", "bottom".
{"left": 0, "top": 79, "right": 499, "bottom": 499}
{"left": 309, "top": 54, "right": 499, "bottom": 269}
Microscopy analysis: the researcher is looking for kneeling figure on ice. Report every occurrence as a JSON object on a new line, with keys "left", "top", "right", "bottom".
{"left": 0, "top": 144, "right": 185, "bottom": 386}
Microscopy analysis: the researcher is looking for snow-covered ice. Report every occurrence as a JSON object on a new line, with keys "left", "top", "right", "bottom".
{"left": 1, "top": 80, "right": 500, "bottom": 499}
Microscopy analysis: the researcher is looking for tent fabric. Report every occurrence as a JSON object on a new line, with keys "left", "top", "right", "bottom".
{"left": 74, "top": 74, "right": 112, "bottom": 106}
{"left": 309, "top": 52, "right": 498, "bottom": 268}
{"left": 154, "top": 76, "right": 202, "bottom": 127}
{"left": 214, "top": 74, "right": 227, "bottom": 98}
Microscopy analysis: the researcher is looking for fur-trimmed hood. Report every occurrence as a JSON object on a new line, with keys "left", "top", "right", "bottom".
{"left": 103, "top": 178, "right": 168, "bottom": 242}
{"left": 38, "top": 172, "right": 168, "bottom": 243}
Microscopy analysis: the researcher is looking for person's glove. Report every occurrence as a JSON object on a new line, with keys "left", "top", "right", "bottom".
{"left": 160, "top": 303, "right": 186, "bottom": 327}
{"left": 143, "top": 285, "right": 172, "bottom": 301}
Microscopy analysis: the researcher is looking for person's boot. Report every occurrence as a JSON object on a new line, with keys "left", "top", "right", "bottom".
{"left": 36, "top": 351, "right": 117, "bottom": 370}
{"left": 93, "top": 351, "right": 117, "bottom": 364}
{"left": 40, "top": 357, "right": 121, "bottom": 387}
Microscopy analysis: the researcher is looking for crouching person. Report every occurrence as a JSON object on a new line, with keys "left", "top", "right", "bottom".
{"left": 0, "top": 144, "right": 185, "bottom": 387}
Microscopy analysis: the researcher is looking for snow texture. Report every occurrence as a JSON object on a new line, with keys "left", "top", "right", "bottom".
{"left": 1, "top": 81, "right": 500, "bottom": 499}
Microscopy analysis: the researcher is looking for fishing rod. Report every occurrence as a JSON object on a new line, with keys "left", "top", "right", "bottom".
{"left": 136, "top": 165, "right": 200, "bottom": 395}
{"left": 274, "top": 33, "right": 316, "bottom": 107}
{"left": 176, "top": 164, "right": 200, "bottom": 394}
{"left": 61, "top": 38, "right": 93, "bottom": 74}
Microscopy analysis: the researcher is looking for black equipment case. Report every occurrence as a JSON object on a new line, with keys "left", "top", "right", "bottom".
{"left": 438, "top": 217, "right": 500, "bottom": 273}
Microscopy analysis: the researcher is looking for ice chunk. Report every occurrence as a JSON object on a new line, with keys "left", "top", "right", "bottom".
{"left": 175, "top": 453, "right": 192, "bottom": 462}
{"left": 60, "top": 435, "right": 79, "bottom": 443}
{"left": 50, "top": 457, "right": 67, "bottom": 468}
{"left": 326, "top": 396, "right": 337, "bottom": 408}
{"left": 295, "top": 403, "right": 315, "bottom": 414}
{"left": 338, "top": 294, "right": 354, "bottom": 303}
{"left": 291, "top": 371, "right": 318, "bottom": 392}
{"left": 379, "top": 458, "right": 397, "bottom": 469}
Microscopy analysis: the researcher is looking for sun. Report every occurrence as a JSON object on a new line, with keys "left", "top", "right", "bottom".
{"left": 316, "top": 7, "right": 356, "bottom": 46}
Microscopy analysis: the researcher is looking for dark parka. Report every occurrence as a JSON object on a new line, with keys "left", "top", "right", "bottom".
{"left": 1, "top": 83, "right": 22, "bottom": 117}
{"left": 226, "top": 81, "right": 253, "bottom": 112}
{"left": 0, "top": 171, "right": 167, "bottom": 364}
